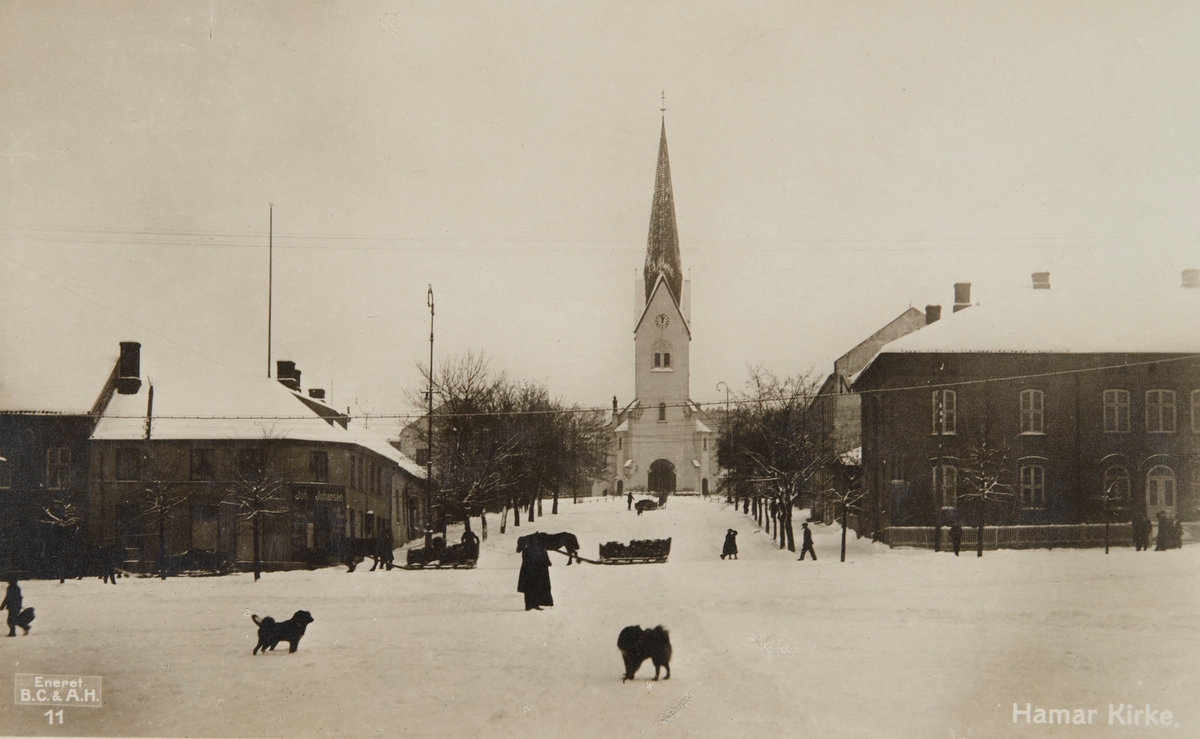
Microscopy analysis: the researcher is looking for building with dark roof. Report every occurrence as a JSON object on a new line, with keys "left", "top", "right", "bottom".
{"left": 852, "top": 271, "right": 1200, "bottom": 548}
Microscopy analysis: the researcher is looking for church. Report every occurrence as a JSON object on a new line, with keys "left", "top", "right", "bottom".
{"left": 608, "top": 119, "right": 717, "bottom": 496}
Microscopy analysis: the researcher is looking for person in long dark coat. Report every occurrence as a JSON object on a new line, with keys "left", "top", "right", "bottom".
{"left": 721, "top": 529, "right": 738, "bottom": 560}
{"left": 949, "top": 522, "right": 963, "bottom": 556}
{"left": 627, "top": 491, "right": 633, "bottom": 511}
{"left": 1154, "top": 511, "right": 1168, "bottom": 551}
{"left": 2, "top": 580, "right": 24, "bottom": 636}
{"left": 517, "top": 540, "right": 553, "bottom": 610}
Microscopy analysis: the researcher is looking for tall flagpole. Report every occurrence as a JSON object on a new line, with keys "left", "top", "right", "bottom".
{"left": 425, "top": 284, "right": 435, "bottom": 548}
{"left": 267, "top": 203, "right": 274, "bottom": 378}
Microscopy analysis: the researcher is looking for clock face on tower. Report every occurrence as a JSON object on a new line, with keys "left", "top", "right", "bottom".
{"left": 655, "top": 314, "right": 670, "bottom": 328}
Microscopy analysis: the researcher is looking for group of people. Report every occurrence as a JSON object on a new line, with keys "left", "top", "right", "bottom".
{"left": 1148, "top": 512, "right": 1184, "bottom": 551}
{"left": 718, "top": 522, "right": 818, "bottom": 560}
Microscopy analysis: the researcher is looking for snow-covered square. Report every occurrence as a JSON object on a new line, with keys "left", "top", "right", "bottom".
{"left": 0, "top": 496, "right": 1194, "bottom": 738}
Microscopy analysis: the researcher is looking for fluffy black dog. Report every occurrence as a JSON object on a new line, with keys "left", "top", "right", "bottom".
{"left": 252, "top": 611, "right": 314, "bottom": 655}
{"left": 617, "top": 625, "right": 672, "bottom": 682}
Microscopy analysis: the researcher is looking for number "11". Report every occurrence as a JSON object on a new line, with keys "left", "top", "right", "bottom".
{"left": 44, "top": 709, "right": 63, "bottom": 724}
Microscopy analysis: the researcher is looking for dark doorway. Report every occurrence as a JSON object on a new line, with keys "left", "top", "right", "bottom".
{"left": 701, "top": 478, "right": 709, "bottom": 495}
{"left": 648, "top": 459, "right": 676, "bottom": 494}
{"left": 616, "top": 480, "right": 624, "bottom": 496}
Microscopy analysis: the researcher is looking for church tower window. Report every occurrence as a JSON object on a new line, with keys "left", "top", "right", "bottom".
{"left": 658, "top": 403, "right": 667, "bottom": 422}
{"left": 663, "top": 353, "right": 671, "bottom": 368}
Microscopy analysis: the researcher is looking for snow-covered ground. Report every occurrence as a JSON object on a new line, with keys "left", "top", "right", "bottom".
{"left": 1, "top": 496, "right": 1196, "bottom": 738}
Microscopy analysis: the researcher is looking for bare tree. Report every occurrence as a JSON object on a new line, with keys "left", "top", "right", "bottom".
{"left": 39, "top": 492, "right": 84, "bottom": 583}
{"left": 227, "top": 443, "right": 289, "bottom": 581}
{"left": 716, "top": 367, "right": 836, "bottom": 552}
{"left": 137, "top": 452, "right": 191, "bottom": 580}
{"left": 957, "top": 437, "right": 1015, "bottom": 557}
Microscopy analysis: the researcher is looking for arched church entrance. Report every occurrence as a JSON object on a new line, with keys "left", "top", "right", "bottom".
{"left": 616, "top": 480, "right": 624, "bottom": 496}
{"left": 648, "top": 459, "right": 676, "bottom": 494}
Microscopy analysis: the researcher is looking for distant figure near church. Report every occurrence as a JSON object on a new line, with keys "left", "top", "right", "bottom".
{"left": 607, "top": 115, "right": 717, "bottom": 499}
{"left": 798, "top": 523, "right": 817, "bottom": 561}
{"left": 721, "top": 529, "right": 738, "bottom": 560}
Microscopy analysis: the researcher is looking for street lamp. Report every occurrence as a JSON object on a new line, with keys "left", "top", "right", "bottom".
{"left": 425, "top": 285, "right": 435, "bottom": 548}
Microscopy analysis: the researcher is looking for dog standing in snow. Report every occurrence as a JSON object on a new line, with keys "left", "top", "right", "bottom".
{"left": 617, "top": 625, "right": 672, "bottom": 682}
{"left": 252, "top": 610, "right": 314, "bottom": 654}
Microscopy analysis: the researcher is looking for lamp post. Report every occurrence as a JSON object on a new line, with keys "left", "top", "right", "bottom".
{"left": 425, "top": 285, "right": 435, "bottom": 548}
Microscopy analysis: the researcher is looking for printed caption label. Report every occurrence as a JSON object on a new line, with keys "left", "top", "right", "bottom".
{"left": 14, "top": 674, "right": 102, "bottom": 707}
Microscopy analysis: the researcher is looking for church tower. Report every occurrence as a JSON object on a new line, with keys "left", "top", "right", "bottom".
{"left": 609, "top": 116, "right": 715, "bottom": 496}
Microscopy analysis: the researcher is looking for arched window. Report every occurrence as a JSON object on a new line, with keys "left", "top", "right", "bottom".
{"left": 1146, "top": 465, "right": 1176, "bottom": 510}
{"left": 651, "top": 340, "right": 674, "bottom": 371}
{"left": 1102, "top": 466, "right": 1130, "bottom": 504}
{"left": 935, "top": 465, "right": 957, "bottom": 508}
{"left": 658, "top": 402, "right": 667, "bottom": 422}
{"left": 1019, "top": 464, "right": 1045, "bottom": 509}
{"left": 1020, "top": 389, "right": 1044, "bottom": 434}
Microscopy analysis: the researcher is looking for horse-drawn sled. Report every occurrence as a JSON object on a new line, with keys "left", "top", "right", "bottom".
{"left": 401, "top": 534, "right": 479, "bottom": 570}
{"left": 597, "top": 538, "right": 671, "bottom": 564}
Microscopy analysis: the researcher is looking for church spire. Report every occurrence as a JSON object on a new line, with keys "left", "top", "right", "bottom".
{"left": 643, "top": 116, "right": 683, "bottom": 304}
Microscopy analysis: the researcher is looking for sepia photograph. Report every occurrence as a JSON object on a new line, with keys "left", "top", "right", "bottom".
{"left": 1, "top": 1, "right": 1197, "bottom": 737}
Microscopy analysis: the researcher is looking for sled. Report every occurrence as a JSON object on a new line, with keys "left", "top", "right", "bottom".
{"left": 595, "top": 538, "right": 671, "bottom": 565}
{"left": 399, "top": 541, "right": 478, "bottom": 570}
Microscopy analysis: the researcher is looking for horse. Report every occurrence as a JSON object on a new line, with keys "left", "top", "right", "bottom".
{"left": 517, "top": 532, "right": 581, "bottom": 564}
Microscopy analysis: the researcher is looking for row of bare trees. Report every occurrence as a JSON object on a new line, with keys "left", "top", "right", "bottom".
{"left": 414, "top": 354, "right": 609, "bottom": 538}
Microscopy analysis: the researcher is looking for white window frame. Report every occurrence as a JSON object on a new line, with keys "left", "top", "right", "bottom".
{"left": 1146, "top": 465, "right": 1176, "bottom": 509}
{"left": 1145, "top": 390, "right": 1176, "bottom": 433}
{"left": 46, "top": 447, "right": 70, "bottom": 490}
{"left": 1102, "top": 466, "right": 1130, "bottom": 504}
{"left": 1103, "top": 389, "right": 1130, "bottom": 433}
{"left": 1019, "top": 464, "right": 1045, "bottom": 509}
{"left": 1020, "top": 389, "right": 1044, "bottom": 434}
{"left": 935, "top": 464, "right": 957, "bottom": 508}
{"left": 931, "top": 389, "right": 957, "bottom": 436}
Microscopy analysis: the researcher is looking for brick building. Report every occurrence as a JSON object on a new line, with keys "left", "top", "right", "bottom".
{"left": 853, "top": 271, "right": 1200, "bottom": 546}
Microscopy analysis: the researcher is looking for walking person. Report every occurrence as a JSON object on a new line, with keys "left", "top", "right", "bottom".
{"left": 949, "top": 522, "right": 963, "bottom": 556}
{"left": 721, "top": 529, "right": 738, "bottom": 560}
{"left": 517, "top": 539, "right": 553, "bottom": 611}
{"left": 1154, "top": 511, "right": 1168, "bottom": 551}
{"left": 2, "top": 579, "right": 32, "bottom": 636}
{"left": 798, "top": 523, "right": 817, "bottom": 561}
{"left": 627, "top": 491, "right": 634, "bottom": 512}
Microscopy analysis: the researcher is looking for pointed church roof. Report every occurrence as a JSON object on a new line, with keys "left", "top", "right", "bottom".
{"left": 634, "top": 273, "right": 691, "bottom": 339}
{"left": 643, "top": 119, "right": 683, "bottom": 304}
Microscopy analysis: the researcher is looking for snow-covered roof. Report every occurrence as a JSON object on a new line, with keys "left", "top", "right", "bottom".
{"left": 614, "top": 419, "right": 629, "bottom": 433}
{"left": 881, "top": 283, "right": 1200, "bottom": 355}
{"left": 0, "top": 341, "right": 117, "bottom": 414}
{"left": 89, "top": 350, "right": 424, "bottom": 478}
{"left": 694, "top": 418, "right": 711, "bottom": 434}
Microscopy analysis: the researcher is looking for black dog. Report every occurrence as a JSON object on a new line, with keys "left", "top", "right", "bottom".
{"left": 617, "top": 625, "right": 672, "bottom": 682}
{"left": 252, "top": 611, "right": 314, "bottom": 654}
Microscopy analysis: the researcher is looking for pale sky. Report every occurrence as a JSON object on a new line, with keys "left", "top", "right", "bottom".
{"left": 3, "top": 1, "right": 1198, "bottom": 425}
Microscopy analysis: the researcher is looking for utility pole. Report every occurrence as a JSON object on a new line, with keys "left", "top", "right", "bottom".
{"left": 267, "top": 203, "right": 273, "bottom": 378}
{"left": 425, "top": 285, "right": 435, "bottom": 548}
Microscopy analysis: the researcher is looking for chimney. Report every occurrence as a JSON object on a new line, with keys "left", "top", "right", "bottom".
{"left": 925, "top": 305, "right": 942, "bottom": 324}
{"left": 308, "top": 388, "right": 326, "bottom": 400}
{"left": 116, "top": 342, "right": 142, "bottom": 395}
{"left": 613, "top": 396, "right": 618, "bottom": 412}
{"left": 1183, "top": 269, "right": 1199, "bottom": 289}
{"left": 1032, "top": 272, "right": 1051, "bottom": 290}
{"left": 276, "top": 360, "right": 301, "bottom": 392}
{"left": 952, "top": 283, "right": 971, "bottom": 312}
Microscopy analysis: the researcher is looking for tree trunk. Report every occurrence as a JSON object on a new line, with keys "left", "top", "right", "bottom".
{"left": 537, "top": 493, "right": 543, "bottom": 517}
{"left": 785, "top": 504, "right": 795, "bottom": 552}
{"left": 743, "top": 498, "right": 749, "bottom": 514}
{"left": 500, "top": 505, "right": 508, "bottom": 534}
{"left": 976, "top": 523, "right": 984, "bottom": 557}
{"left": 252, "top": 515, "right": 262, "bottom": 581}
{"left": 840, "top": 503, "right": 848, "bottom": 562}
{"left": 463, "top": 515, "right": 472, "bottom": 533}
{"left": 1104, "top": 520, "right": 1110, "bottom": 554}
{"left": 527, "top": 493, "right": 534, "bottom": 523}
{"left": 481, "top": 511, "right": 488, "bottom": 541}
{"left": 552, "top": 486, "right": 559, "bottom": 515}
{"left": 159, "top": 515, "right": 167, "bottom": 580}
